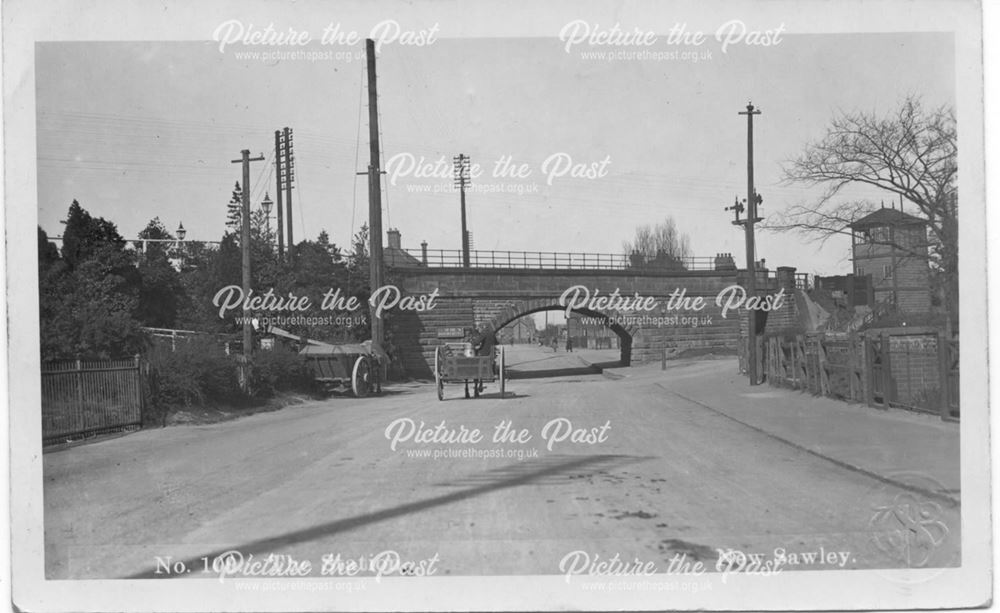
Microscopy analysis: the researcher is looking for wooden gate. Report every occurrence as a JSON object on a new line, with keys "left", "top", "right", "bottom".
{"left": 765, "top": 329, "right": 957, "bottom": 420}
{"left": 866, "top": 333, "right": 887, "bottom": 406}
{"left": 943, "top": 339, "right": 960, "bottom": 419}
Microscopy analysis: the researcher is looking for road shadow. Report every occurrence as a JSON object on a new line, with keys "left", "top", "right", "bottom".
{"left": 587, "top": 360, "right": 623, "bottom": 370}
{"left": 433, "top": 454, "right": 651, "bottom": 488}
{"left": 323, "top": 388, "right": 411, "bottom": 399}
{"left": 508, "top": 365, "right": 601, "bottom": 379}
{"left": 125, "top": 453, "right": 650, "bottom": 579}
{"left": 477, "top": 390, "right": 526, "bottom": 400}
{"left": 436, "top": 391, "right": 529, "bottom": 401}
{"left": 507, "top": 358, "right": 623, "bottom": 380}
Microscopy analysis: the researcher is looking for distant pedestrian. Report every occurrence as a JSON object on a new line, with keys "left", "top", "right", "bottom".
{"left": 551, "top": 337, "right": 558, "bottom": 352}
{"left": 566, "top": 337, "right": 573, "bottom": 352}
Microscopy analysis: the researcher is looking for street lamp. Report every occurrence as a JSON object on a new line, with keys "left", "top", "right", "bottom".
{"left": 261, "top": 192, "right": 273, "bottom": 241}
{"left": 175, "top": 222, "right": 187, "bottom": 270}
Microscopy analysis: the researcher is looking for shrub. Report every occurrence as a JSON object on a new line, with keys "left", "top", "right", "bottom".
{"left": 248, "top": 346, "right": 312, "bottom": 398}
{"left": 147, "top": 336, "right": 240, "bottom": 408}
{"left": 145, "top": 336, "right": 316, "bottom": 416}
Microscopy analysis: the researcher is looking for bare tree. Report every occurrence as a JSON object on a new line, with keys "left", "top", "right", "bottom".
{"left": 769, "top": 95, "right": 957, "bottom": 330}
{"left": 623, "top": 216, "right": 692, "bottom": 265}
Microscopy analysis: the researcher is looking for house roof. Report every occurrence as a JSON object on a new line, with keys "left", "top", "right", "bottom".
{"left": 849, "top": 207, "right": 926, "bottom": 229}
{"left": 383, "top": 246, "right": 423, "bottom": 268}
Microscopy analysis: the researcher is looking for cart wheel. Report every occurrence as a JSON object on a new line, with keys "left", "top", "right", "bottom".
{"left": 435, "top": 347, "right": 444, "bottom": 401}
{"left": 499, "top": 346, "right": 506, "bottom": 399}
{"left": 351, "top": 356, "right": 371, "bottom": 398}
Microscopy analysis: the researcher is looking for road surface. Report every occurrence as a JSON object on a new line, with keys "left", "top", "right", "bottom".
{"left": 43, "top": 344, "right": 959, "bottom": 579}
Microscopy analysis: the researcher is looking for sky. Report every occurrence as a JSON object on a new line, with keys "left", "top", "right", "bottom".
{"left": 35, "top": 32, "right": 954, "bottom": 277}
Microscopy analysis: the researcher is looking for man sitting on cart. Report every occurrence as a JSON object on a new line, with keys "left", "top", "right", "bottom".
{"left": 471, "top": 324, "right": 496, "bottom": 357}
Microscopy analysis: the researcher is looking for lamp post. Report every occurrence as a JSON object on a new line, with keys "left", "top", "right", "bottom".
{"left": 261, "top": 192, "right": 273, "bottom": 243}
{"left": 176, "top": 222, "right": 187, "bottom": 269}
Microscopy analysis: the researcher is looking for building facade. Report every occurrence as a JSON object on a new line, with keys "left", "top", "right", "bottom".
{"left": 850, "top": 208, "right": 930, "bottom": 314}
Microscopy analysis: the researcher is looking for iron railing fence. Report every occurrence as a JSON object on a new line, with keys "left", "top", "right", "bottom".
{"left": 41, "top": 356, "right": 144, "bottom": 445}
{"left": 401, "top": 249, "right": 721, "bottom": 271}
{"left": 397, "top": 248, "right": 812, "bottom": 288}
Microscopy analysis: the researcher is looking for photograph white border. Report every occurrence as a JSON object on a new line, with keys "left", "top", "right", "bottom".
{"left": 4, "top": 0, "right": 991, "bottom": 610}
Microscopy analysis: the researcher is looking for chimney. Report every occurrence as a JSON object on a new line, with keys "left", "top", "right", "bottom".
{"left": 714, "top": 252, "right": 736, "bottom": 271}
{"left": 386, "top": 228, "right": 401, "bottom": 250}
{"left": 772, "top": 266, "right": 799, "bottom": 329}
{"left": 776, "top": 266, "right": 797, "bottom": 292}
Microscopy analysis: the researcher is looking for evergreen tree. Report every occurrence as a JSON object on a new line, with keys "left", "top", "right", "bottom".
{"left": 40, "top": 202, "right": 142, "bottom": 359}
{"left": 37, "top": 227, "right": 61, "bottom": 270}
{"left": 136, "top": 217, "right": 184, "bottom": 328}
{"left": 60, "top": 199, "right": 127, "bottom": 268}
{"left": 225, "top": 182, "right": 243, "bottom": 235}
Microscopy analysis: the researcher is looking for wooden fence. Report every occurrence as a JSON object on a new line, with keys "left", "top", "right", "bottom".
{"left": 41, "top": 356, "right": 144, "bottom": 445}
{"left": 760, "top": 328, "right": 958, "bottom": 420}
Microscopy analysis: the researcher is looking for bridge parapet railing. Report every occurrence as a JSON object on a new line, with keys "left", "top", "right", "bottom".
{"left": 401, "top": 249, "right": 720, "bottom": 271}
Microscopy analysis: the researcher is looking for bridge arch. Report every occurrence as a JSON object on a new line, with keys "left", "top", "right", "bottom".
{"left": 486, "top": 298, "right": 635, "bottom": 366}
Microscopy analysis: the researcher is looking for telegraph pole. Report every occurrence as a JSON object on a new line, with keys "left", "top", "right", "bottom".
{"left": 231, "top": 149, "right": 266, "bottom": 362}
{"left": 366, "top": 38, "right": 385, "bottom": 354}
{"left": 726, "top": 102, "right": 764, "bottom": 385}
{"left": 453, "top": 153, "right": 471, "bottom": 267}
{"left": 274, "top": 130, "right": 285, "bottom": 260}
{"left": 280, "top": 127, "right": 295, "bottom": 260}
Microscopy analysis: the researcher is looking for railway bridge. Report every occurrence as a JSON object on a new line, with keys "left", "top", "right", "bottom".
{"left": 385, "top": 247, "right": 803, "bottom": 378}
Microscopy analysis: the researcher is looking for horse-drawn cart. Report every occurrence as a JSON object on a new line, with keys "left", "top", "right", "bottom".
{"left": 301, "top": 342, "right": 382, "bottom": 397}
{"left": 264, "top": 326, "right": 383, "bottom": 397}
{"left": 433, "top": 342, "right": 506, "bottom": 400}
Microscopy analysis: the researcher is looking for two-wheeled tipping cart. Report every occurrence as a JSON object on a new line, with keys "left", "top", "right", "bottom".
{"left": 265, "top": 326, "right": 383, "bottom": 398}
{"left": 301, "top": 342, "right": 382, "bottom": 397}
